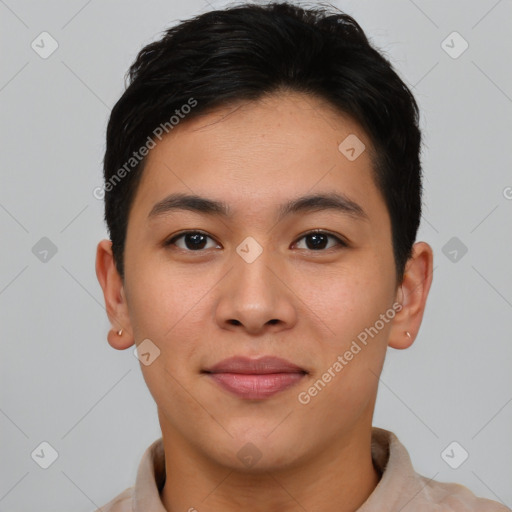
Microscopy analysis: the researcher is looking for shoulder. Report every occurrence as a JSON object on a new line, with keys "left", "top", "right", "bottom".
{"left": 368, "top": 428, "right": 510, "bottom": 511}
{"left": 93, "top": 486, "right": 134, "bottom": 512}
{"left": 418, "top": 475, "right": 510, "bottom": 511}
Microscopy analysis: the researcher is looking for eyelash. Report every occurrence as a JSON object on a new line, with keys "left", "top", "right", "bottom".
{"left": 163, "top": 229, "right": 348, "bottom": 252}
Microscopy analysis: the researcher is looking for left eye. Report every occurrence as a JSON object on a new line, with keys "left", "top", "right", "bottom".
{"left": 165, "top": 230, "right": 345, "bottom": 252}
{"left": 294, "top": 231, "right": 346, "bottom": 251}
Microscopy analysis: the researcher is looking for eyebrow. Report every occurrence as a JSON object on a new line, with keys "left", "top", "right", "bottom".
{"left": 148, "top": 191, "right": 368, "bottom": 222}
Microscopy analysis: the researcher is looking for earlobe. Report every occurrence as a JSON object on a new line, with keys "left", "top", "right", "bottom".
{"left": 106, "top": 323, "right": 134, "bottom": 350}
{"left": 389, "top": 328, "right": 416, "bottom": 350}
{"left": 388, "top": 241, "right": 434, "bottom": 350}
{"left": 95, "top": 239, "right": 134, "bottom": 350}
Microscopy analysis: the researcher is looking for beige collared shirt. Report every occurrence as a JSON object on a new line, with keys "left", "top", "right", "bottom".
{"left": 95, "top": 427, "right": 510, "bottom": 511}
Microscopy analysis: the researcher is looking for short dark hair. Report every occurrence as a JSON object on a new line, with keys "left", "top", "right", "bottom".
{"left": 103, "top": 1, "right": 422, "bottom": 282}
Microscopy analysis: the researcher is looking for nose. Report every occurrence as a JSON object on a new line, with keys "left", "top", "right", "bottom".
{"left": 214, "top": 243, "right": 297, "bottom": 335}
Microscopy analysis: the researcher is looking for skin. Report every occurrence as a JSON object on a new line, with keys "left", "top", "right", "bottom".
{"left": 96, "top": 91, "right": 433, "bottom": 512}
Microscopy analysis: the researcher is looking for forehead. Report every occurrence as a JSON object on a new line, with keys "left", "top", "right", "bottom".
{"left": 129, "top": 91, "right": 385, "bottom": 225}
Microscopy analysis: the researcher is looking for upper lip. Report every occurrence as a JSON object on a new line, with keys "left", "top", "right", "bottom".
{"left": 203, "top": 356, "right": 307, "bottom": 374}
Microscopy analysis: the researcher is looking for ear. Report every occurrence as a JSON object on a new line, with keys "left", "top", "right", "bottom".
{"left": 95, "top": 239, "right": 134, "bottom": 350}
{"left": 388, "top": 241, "right": 434, "bottom": 349}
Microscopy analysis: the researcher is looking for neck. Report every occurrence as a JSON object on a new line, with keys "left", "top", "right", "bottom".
{"left": 160, "top": 426, "right": 380, "bottom": 512}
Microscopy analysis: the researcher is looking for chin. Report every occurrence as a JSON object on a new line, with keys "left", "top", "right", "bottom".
{"left": 208, "top": 428, "right": 305, "bottom": 472}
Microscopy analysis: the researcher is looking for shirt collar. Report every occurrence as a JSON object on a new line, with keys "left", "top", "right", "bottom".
{"left": 359, "top": 427, "right": 429, "bottom": 511}
{"left": 132, "top": 435, "right": 167, "bottom": 511}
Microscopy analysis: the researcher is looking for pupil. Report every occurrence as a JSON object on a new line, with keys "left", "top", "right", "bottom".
{"left": 186, "top": 233, "right": 207, "bottom": 250}
{"left": 307, "top": 233, "right": 327, "bottom": 250}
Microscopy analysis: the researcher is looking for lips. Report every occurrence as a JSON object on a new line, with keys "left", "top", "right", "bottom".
{"left": 203, "top": 356, "right": 307, "bottom": 399}
{"left": 205, "top": 355, "right": 306, "bottom": 374}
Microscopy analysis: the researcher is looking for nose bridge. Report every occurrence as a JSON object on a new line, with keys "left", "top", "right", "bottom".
{"left": 215, "top": 234, "right": 296, "bottom": 332}
{"left": 232, "top": 236, "right": 276, "bottom": 303}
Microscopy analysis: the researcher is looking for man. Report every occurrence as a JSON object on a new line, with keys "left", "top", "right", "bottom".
{"left": 95, "top": 2, "right": 510, "bottom": 510}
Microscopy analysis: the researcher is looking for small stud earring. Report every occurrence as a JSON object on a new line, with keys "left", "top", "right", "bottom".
{"left": 406, "top": 331, "right": 411, "bottom": 338}
{"left": 117, "top": 328, "right": 123, "bottom": 336}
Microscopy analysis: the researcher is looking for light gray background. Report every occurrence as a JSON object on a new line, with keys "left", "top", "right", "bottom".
{"left": 1, "top": 0, "right": 511, "bottom": 510}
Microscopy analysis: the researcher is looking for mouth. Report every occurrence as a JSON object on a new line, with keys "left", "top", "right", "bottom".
{"left": 202, "top": 355, "right": 308, "bottom": 400}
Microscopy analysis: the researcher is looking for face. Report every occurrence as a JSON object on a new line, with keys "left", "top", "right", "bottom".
{"left": 108, "top": 92, "right": 408, "bottom": 470}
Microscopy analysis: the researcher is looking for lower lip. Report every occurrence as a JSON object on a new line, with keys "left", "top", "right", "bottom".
{"left": 207, "top": 372, "right": 306, "bottom": 399}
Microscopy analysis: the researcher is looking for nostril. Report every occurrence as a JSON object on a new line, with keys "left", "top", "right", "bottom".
{"left": 227, "top": 319, "right": 279, "bottom": 326}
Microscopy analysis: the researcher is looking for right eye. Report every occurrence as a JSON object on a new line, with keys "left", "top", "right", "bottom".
{"left": 164, "top": 230, "right": 221, "bottom": 251}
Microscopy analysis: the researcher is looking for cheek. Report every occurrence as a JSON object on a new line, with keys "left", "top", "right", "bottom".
{"left": 302, "top": 261, "right": 395, "bottom": 344}
{"left": 297, "top": 258, "right": 395, "bottom": 404}
{"left": 124, "top": 265, "right": 207, "bottom": 417}
{"left": 125, "top": 251, "right": 207, "bottom": 339}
